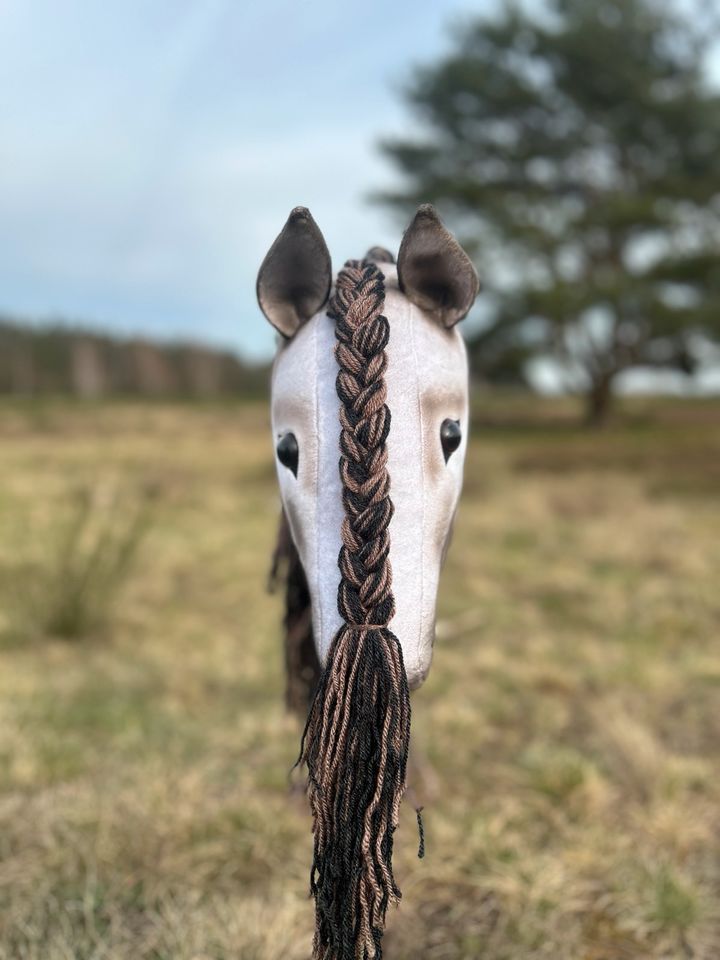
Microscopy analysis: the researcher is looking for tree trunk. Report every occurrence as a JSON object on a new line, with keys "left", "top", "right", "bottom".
{"left": 584, "top": 374, "right": 614, "bottom": 428}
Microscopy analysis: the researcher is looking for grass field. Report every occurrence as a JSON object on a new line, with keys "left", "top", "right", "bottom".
{"left": 0, "top": 395, "right": 718, "bottom": 960}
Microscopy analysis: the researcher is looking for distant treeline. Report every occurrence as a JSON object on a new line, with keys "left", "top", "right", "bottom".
{"left": 0, "top": 318, "right": 269, "bottom": 398}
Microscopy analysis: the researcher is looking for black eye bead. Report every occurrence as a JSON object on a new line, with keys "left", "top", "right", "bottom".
{"left": 440, "top": 419, "right": 462, "bottom": 463}
{"left": 276, "top": 432, "right": 299, "bottom": 477}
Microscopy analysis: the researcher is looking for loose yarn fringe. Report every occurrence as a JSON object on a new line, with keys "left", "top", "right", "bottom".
{"left": 299, "top": 624, "right": 410, "bottom": 960}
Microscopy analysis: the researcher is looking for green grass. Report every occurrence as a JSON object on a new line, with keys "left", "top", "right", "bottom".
{"left": 0, "top": 395, "right": 719, "bottom": 959}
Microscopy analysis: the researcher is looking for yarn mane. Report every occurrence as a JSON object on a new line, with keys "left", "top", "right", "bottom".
{"left": 269, "top": 509, "right": 320, "bottom": 714}
{"left": 298, "top": 258, "right": 412, "bottom": 960}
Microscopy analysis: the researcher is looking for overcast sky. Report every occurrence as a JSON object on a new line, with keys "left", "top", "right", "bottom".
{"left": 0, "top": 0, "right": 495, "bottom": 361}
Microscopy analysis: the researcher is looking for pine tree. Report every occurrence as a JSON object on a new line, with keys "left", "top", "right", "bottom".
{"left": 377, "top": 0, "right": 720, "bottom": 423}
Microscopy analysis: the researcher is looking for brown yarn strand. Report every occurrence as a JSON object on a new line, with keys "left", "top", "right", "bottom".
{"left": 298, "top": 259, "right": 411, "bottom": 960}
{"left": 268, "top": 509, "right": 321, "bottom": 715}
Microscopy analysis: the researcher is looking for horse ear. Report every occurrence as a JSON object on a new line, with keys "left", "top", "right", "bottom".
{"left": 257, "top": 207, "right": 332, "bottom": 338}
{"left": 397, "top": 204, "right": 479, "bottom": 328}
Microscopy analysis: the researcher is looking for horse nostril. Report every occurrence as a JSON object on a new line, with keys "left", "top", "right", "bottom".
{"left": 276, "top": 432, "right": 299, "bottom": 476}
{"left": 440, "top": 418, "right": 462, "bottom": 463}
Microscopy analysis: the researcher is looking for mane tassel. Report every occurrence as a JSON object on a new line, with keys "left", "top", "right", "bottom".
{"left": 298, "top": 259, "right": 411, "bottom": 959}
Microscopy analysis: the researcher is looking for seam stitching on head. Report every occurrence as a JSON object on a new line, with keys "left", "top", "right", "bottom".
{"left": 409, "top": 299, "right": 426, "bottom": 661}
{"left": 312, "top": 314, "right": 322, "bottom": 650}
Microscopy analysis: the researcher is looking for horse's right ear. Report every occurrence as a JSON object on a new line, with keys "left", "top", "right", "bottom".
{"left": 257, "top": 207, "right": 332, "bottom": 338}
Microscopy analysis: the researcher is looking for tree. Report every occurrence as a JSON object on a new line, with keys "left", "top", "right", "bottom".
{"left": 377, "top": 0, "right": 720, "bottom": 424}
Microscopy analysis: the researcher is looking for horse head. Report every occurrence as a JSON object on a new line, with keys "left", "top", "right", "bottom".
{"left": 257, "top": 203, "right": 478, "bottom": 959}
{"left": 259, "top": 204, "right": 477, "bottom": 690}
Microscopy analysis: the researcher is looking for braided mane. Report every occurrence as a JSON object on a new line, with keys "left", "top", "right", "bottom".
{"left": 298, "top": 258, "right": 411, "bottom": 960}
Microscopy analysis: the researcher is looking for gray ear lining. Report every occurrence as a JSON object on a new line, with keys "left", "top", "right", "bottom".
{"left": 397, "top": 204, "right": 479, "bottom": 328}
{"left": 257, "top": 207, "right": 332, "bottom": 338}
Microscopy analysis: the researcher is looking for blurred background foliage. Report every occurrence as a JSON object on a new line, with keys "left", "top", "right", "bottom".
{"left": 377, "top": 0, "right": 720, "bottom": 423}
{"left": 0, "top": 319, "right": 268, "bottom": 400}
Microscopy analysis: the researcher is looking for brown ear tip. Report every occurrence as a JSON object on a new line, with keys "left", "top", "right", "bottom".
{"left": 415, "top": 203, "right": 441, "bottom": 223}
{"left": 288, "top": 206, "right": 312, "bottom": 223}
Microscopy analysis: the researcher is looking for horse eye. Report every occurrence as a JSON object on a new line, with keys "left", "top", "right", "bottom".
{"left": 440, "top": 419, "right": 462, "bottom": 463}
{"left": 276, "top": 432, "right": 299, "bottom": 477}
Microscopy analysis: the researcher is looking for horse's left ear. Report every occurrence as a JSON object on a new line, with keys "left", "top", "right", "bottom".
{"left": 257, "top": 206, "right": 332, "bottom": 338}
{"left": 397, "top": 204, "right": 479, "bottom": 328}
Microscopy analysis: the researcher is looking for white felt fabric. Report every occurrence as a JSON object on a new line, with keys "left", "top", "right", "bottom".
{"left": 270, "top": 265, "right": 468, "bottom": 690}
